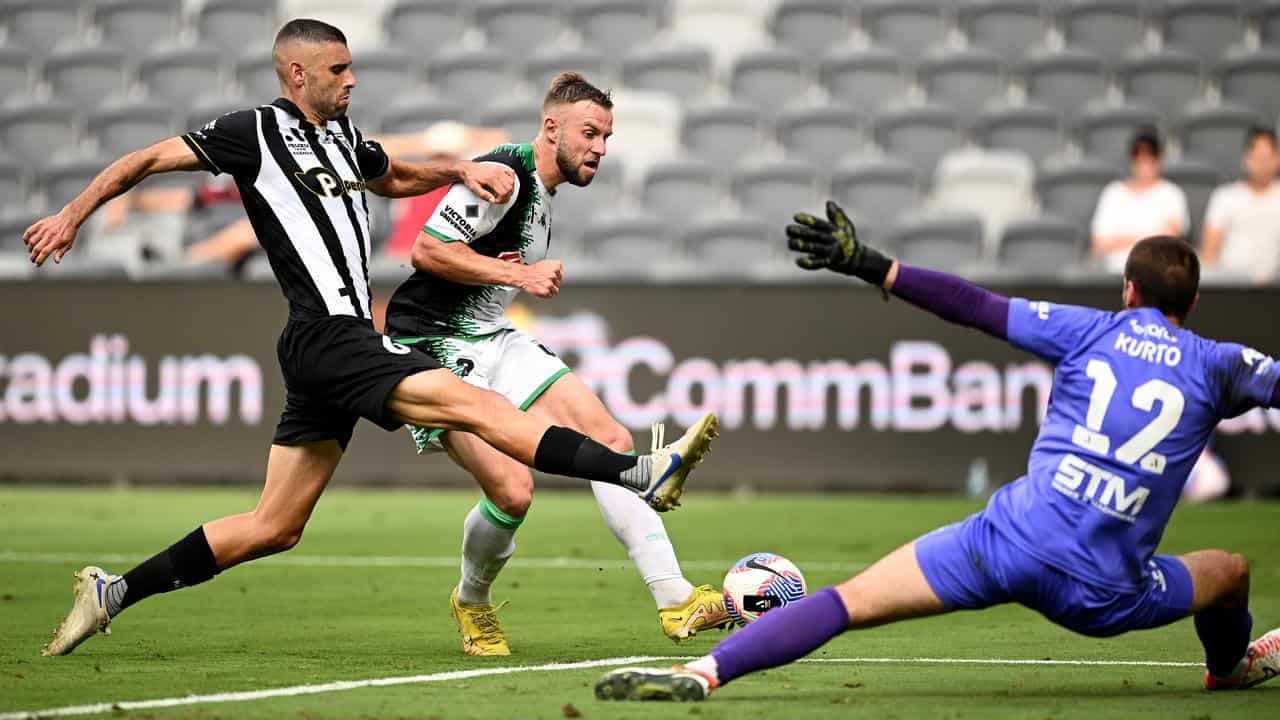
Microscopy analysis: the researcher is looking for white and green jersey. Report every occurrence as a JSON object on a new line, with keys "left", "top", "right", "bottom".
{"left": 385, "top": 143, "right": 553, "bottom": 339}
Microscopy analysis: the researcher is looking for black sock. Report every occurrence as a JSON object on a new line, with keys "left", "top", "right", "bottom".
{"left": 1195, "top": 604, "right": 1253, "bottom": 678}
{"left": 533, "top": 426, "right": 647, "bottom": 488}
{"left": 116, "top": 526, "right": 220, "bottom": 615}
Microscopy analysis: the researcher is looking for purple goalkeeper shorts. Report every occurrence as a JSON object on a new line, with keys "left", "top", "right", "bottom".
{"left": 914, "top": 511, "right": 1193, "bottom": 638}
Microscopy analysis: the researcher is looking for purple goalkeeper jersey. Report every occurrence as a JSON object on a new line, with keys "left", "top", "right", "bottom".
{"left": 984, "top": 299, "right": 1280, "bottom": 593}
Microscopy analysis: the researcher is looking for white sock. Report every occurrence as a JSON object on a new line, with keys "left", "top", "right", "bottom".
{"left": 684, "top": 655, "right": 720, "bottom": 685}
{"left": 457, "top": 502, "right": 518, "bottom": 606}
{"left": 591, "top": 480, "right": 695, "bottom": 608}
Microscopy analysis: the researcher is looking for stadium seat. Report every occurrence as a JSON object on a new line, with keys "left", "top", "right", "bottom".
{"left": 818, "top": 47, "right": 907, "bottom": 111}
{"left": 641, "top": 158, "right": 722, "bottom": 226}
{"left": 0, "top": 209, "right": 42, "bottom": 254}
{"left": 889, "top": 212, "right": 986, "bottom": 268}
{"left": 198, "top": 0, "right": 278, "bottom": 55}
{"left": 729, "top": 48, "right": 810, "bottom": 118}
{"left": 1260, "top": 0, "right": 1280, "bottom": 48}
{"left": 236, "top": 51, "right": 278, "bottom": 103}
{"left": 1056, "top": 0, "right": 1146, "bottom": 67}
{"left": 1162, "top": 157, "right": 1221, "bottom": 241}
{"left": 873, "top": 104, "right": 963, "bottom": 179}
{"left": 572, "top": 0, "right": 666, "bottom": 56}
{"left": 863, "top": 0, "right": 951, "bottom": 62}
{"left": 580, "top": 214, "right": 672, "bottom": 275}
{"left": 44, "top": 45, "right": 129, "bottom": 110}
{"left": 41, "top": 156, "right": 110, "bottom": 210}
{"left": 32, "top": 253, "right": 132, "bottom": 281}
{"left": 525, "top": 48, "right": 609, "bottom": 95}
{"left": 88, "top": 100, "right": 175, "bottom": 157}
{"left": 430, "top": 49, "right": 521, "bottom": 111}
{"left": 478, "top": 97, "right": 542, "bottom": 143}
{"left": 976, "top": 103, "right": 1062, "bottom": 167}
{"left": 829, "top": 154, "right": 919, "bottom": 227}
{"left": 95, "top": 0, "right": 180, "bottom": 60}
{"left": 348, "top": 48, "right": 421, "bottom": 105}
{"left": 379, "top": 96, "right": 470, "bottom": 134}
{"left": 184, "top": 96, "right": 255, "bottom": 134}
{"left": 0, "top": 100, "right": 78, "bottom": 171}
{"left": 4, "top": 0, "right": 82, "bottom": 61}
{"left": 553, "top": 155, "right": 625, "bottom": 249}
{"left": 957, "top": 0, "right": 1047, "bottom": 66}
{"left": 1117, "top": 50, "right": 1202, "bottom": 121}
{"left": 918, "top": 47, "right": 1006, "bottom": 129}
{"left": 0, "top": 46, "right": 31, "bottom": 99}
{"left": 621, "top": 45, "right": 713, "bottom": 102}
{"left": 474, "top": 0, "right": 565, "bottom": 56}
{"left": 1020, "top": 49, "right": 1107, "bottom": 124}
{"left": 0, "top": 252, "right": 34, "bottom": 280}
{"left": 1217, "top": 50, "right": 1280, "bottom": 124}
{"left": 776, "top": 104, "right": 863, "bottom": 166}
{"left": 997, "top": 214, "right": 1085, "bottom": 273}
{"left": 276, "top": 1, "right": 383, "bottom": 50}
{"left": 680, "top": 215, "right": 776, "bottom": 276}
{"left": 1180, "top": 104, "right": 1266, "bottom": 179}
{"left": 681, "top": 101, "right": 763, "bottom": 169}
{"left": 667, "top": 0, "right": 772, "bottom": 71}
{"left": 139, "top": 46, "right": 225, "bottom": 109}
{"left": 0, "top": 155, "right": 25, "bottom": 212}
{"left": 1159, "top": 0, "right": 1244, "bottom": 67}
{"left": 930, "top": 148, "right": 1035, "bottom": 244}
{"left": 604, "top": 90, "right": 682, "bottom": 172}
{"left": 732, "top": 158, "right": 826, "bottom": 226}
{"left": 1078, "top": 104, "right": 1162, "bottom": 168}
{"left": 384, "top": 0, "right": 470, "bottom": 56}
{"left": 1035, "top": 157, "right": 1121, "bottom": 231}
{"left": 770, "top": 0, "right": 851, "bottom": 53}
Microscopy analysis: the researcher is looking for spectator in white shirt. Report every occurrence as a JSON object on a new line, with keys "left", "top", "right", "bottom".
{"left": 1200, "top": 126, "right": 1280, "bottom": 284}
{"left": 1090, "top": 129, "right": 1189, "bottom": 272}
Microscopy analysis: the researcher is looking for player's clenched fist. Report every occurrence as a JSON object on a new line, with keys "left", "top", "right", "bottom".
{"left": 785, "top": 200, "right": 893, "bottom": 287}
{"left": 460, "top": 161, "right": 516, "bottom": 204}
{"left": 518, "top": 259, "right": 562, "bottom": 298}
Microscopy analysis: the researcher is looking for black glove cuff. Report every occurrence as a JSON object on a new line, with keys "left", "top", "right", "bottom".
{"left": 853, "top": 244, "right": 893, "bottom": 287}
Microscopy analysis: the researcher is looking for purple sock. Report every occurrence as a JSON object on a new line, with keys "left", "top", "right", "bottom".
{"left": 710, "top": 586, "right": 850, "bottom": 686}
{"left": 1195, "top": 605, "right": 1253, "bottom": 678}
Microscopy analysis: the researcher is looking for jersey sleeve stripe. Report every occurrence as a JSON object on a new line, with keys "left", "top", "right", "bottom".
{"left": 182, "top": 134, "right": 223, "bottom": 174}
{"left": 423, "top": 226, "right": 462, "bottom": 243}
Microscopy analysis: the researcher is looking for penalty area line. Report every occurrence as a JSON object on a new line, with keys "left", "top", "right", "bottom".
{"left": 0, "top": 655, "right": 1205, "bottom": 719}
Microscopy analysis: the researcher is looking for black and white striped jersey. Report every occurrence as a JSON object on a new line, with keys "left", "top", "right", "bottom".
{"left": 182, "top": 98, "right": 389, "bottom": 321}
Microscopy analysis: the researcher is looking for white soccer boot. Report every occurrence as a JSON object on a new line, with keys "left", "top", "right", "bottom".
{"left": 639, "top": 414, "right": 718, "bottom": 512}
{"left": 1204, "top": 627, "right": 1280, "bottom": 690}
{"left": 41, "top": 566, "right": 119, "bottom": 656}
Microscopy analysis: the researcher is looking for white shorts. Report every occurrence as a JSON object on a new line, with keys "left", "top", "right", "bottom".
{"left": 401, "top": 329, "right": 570, "bottom": 453}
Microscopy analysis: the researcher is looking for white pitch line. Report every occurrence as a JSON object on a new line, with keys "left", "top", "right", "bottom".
{"left": 0, "top": 656, "right": 669, "bottom": 720}
{"left": 0, "top": 654, "right": 1207, "bottom": 720}
{"left": 0, "top": 550, "right": 866, "bottom": 573}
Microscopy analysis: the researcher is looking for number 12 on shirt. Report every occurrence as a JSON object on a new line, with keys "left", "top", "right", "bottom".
{"left": 1072, "top": 359, "right": 1185, "bottom": 475}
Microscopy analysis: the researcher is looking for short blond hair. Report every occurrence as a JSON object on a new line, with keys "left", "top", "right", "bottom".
{"left": 542, "top": 72, "right": 613, "bottom": 112}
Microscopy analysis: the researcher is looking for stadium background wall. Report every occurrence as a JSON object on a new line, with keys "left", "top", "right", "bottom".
{"left": 4, "top": 281, "right": 1278, "bottom": 496}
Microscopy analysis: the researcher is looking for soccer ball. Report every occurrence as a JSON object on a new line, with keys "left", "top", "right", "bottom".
{"left": 722, "top": 552, "right": 807, "bottom": 626}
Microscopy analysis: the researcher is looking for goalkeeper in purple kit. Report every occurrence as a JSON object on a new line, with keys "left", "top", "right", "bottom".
{"left": 596, "top": 202, "right": 1280, "bottom": 702}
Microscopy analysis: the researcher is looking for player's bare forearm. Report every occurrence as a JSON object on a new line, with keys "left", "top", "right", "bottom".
{"left": 65, "top": 138, "right": 200, "bottom": 226}
{"left": 370, "top": 159, "right": 514, "bottom": 203}
{"left": 410, "top": 233, "right": 523, "bottom": 287}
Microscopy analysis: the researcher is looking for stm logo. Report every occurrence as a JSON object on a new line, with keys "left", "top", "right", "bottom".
{"left": 293, "top": 167, "right": 365, "bottom": 198}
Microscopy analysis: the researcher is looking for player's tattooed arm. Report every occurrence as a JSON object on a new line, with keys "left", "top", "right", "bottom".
{"left": 411, "top": 235, "right": 563, "bottom": 298}
{"left": 368, "top": 158, "right": 515, "bottom": 203}
{"left": 23, "top": 136, "right": 203, "bottom": 267}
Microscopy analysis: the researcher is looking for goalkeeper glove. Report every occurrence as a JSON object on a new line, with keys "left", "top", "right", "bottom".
{"left": 786, "top": 200, "right": 894, "bottom": 287}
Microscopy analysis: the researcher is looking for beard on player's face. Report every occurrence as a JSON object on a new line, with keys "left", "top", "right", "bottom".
{"left": 555, "top": 142, "right": 596, "bottom": 187}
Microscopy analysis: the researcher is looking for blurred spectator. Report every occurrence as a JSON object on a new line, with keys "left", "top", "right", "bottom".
{"left": 1090, "top": 128, "right": 1189, "bottom": 272}
{"left": 1199, "top": 126, "right": 1280, "bottom": 285}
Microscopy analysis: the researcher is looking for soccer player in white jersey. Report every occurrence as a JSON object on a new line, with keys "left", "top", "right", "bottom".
{"left": 383, "top": 73, "right": 731, "bottom": 655}
{"left": 25, "top": 19, "right": 718, "bottom": 658}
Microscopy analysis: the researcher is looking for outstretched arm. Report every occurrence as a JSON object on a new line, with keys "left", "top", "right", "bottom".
{"left": 786, "top": 201, "right": 1010, "bottom": 340}
{"left": 23, "top": 137, "right": 202, "bottom": 266}
{"left": 367, "top": 157, "right": 515, "bottom": 203}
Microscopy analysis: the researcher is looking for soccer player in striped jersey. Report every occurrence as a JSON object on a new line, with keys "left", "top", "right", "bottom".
{"left": 25, "top": 19, "right": 717, "bottom": 658}
{"left": 596, "top": 204, "right": 1279, "bottom": 701}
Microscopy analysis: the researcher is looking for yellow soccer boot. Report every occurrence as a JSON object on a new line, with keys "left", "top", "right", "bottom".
{"left": 449, "top": 587, "right": 510, "bottom": 656}
{"left": 659, "top": 584, "right": 732, "bottom": 643}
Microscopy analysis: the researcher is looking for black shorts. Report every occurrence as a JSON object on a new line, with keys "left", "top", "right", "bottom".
{"left": 273, "top": 316, "right": 442, "bottom": 450}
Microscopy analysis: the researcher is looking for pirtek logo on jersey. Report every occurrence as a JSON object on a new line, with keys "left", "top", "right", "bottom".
{"left": 293, "top": 167, "right": 366, "bottom": 198}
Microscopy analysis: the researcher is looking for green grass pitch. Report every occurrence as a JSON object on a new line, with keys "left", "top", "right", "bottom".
{"left": 1, "top": 487, "right": 1276, "bottom": 719}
